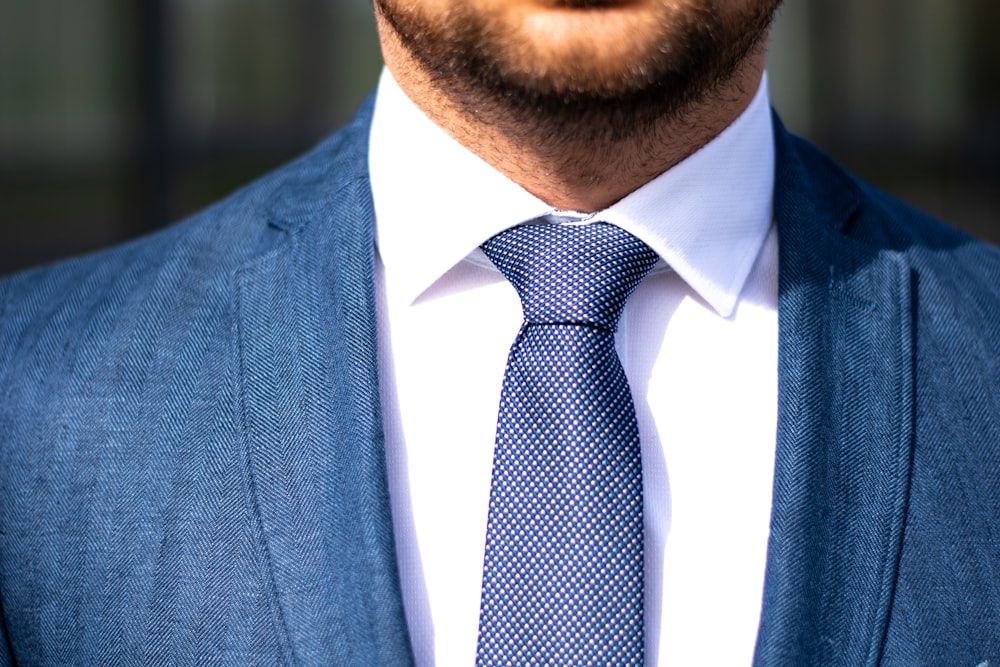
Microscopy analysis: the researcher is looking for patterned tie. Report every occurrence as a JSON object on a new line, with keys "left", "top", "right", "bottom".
{"left": 476, "top": 221, "right": 659, "bottom": 666}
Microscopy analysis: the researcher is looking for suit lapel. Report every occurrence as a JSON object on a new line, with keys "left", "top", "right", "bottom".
{"left": 754, "top": 121, "right": 915, "bottom": 666}
{"left": 235, "top": 100, "right": 413, "bottom": 666}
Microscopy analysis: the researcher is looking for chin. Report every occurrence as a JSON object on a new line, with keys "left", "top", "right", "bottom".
{"left": 378, "top": 0, "right": 779, "bottom": 120}
{"left": 493, "top": 3, "right": 684, "bottom": 96}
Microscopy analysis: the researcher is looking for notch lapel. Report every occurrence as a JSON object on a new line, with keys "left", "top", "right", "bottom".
{"left": 235, "top": 102, "right": 413, "bottom": 666}
{"left": 754, "top": 122, "right": 916, "bottom": 666}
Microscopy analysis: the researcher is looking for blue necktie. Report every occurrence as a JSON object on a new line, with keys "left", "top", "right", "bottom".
{"left": 476, "top": 221, "right": 659, "bottom": 666}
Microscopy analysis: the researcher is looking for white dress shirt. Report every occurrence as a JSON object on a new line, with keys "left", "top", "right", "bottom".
{"left": 370, "top": 68, "right": 778, "bottom": 665}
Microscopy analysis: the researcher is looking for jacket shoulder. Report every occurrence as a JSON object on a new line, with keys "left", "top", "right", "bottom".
{"left": 780, "top": 130, "right": 1000, "bottom": 299}
{"left": 0, "top": 102, "right": 372, "bottom": 372}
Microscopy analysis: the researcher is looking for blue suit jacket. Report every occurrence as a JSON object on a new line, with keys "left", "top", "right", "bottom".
{"left": 1, "top": 97, "right": 999, "bottom": 665}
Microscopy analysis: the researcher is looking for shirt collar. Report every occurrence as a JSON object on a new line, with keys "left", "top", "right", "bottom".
{"left": 370, "top": 68, "right": 774, "bottom": 317}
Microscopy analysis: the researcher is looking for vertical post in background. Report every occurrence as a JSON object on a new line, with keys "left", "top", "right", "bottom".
{"left": 967, "top": 0, "right": 1000, "bottom": 159}
{"left": 767, "top": 0, "right": 814, "bottom": 137}
{"left": 804, "top": 0, "right": 856, "bottom": 148}
{"left": 290, "top": 0, "right": 335, "bottom": 139}
{"left": 134, "top": 0, "right": 173, "bottom": 233}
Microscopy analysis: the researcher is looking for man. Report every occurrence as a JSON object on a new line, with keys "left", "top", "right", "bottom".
{"left": 0, "top": 0, "right": 998, "bottom": 664}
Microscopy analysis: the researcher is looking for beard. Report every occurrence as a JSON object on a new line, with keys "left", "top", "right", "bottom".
{"left": 373, "top": 0, "right": 782, "bottom": 143}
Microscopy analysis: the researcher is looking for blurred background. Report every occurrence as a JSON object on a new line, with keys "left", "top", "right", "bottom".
{"left": 1, "top": 0, "right": 998, "bottom": 276}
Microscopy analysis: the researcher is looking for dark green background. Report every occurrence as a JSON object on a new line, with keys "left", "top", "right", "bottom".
{"left": 2, "top": 0, "right": 998, "bottom": 276}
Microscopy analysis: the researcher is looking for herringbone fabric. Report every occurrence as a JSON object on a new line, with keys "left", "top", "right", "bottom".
{"left": 476, "top": 222, "right": 659, "bottom": 666}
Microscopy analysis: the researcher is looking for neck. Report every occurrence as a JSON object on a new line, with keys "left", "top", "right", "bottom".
{"left": 378, "top": 22, "right": 769, "bottom": 213}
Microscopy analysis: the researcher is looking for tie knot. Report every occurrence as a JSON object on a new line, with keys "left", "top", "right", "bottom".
{"left": 482, "top": 222, "right": 658, "bottom": 331}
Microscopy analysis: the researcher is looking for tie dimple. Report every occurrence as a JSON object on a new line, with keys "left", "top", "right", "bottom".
{"left": 476, "top": 222, "right": 658, "bottom": 666}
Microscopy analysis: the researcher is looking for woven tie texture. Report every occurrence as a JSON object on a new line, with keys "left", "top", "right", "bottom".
{"left": 476, "top": 221, "right": 659, "bottom": 666}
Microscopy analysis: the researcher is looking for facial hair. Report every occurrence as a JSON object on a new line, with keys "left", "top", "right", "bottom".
{"left": 373, "top": 0, "right": 782, "bottom": 144}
